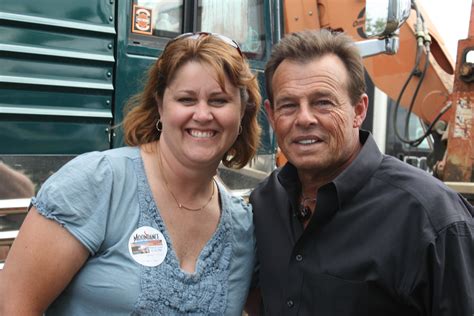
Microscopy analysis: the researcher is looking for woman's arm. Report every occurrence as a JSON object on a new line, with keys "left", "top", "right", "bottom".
{"left": 0, "top": 207, "right": 89, "bottom": 315}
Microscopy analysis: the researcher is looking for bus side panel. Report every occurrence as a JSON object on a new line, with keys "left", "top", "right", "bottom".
{"left": 0, "top": 0, "right": 117, "bottom": 154}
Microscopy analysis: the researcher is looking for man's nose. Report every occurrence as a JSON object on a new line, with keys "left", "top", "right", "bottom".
{"left": 295, "top": 104, "right": 317, "bottom": 127}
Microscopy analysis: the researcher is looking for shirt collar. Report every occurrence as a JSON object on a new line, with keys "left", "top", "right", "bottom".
{"left": 278, "top": 162, "right": 301, "bottom": 210}
{"left": 278, "top": 161, "right": 300, "bottom": 189}
{"left": 333, "top": 130, "right": 383, "bottom": 209}
{"left": 277, "top": 130, "right": 383, "bottom": 210}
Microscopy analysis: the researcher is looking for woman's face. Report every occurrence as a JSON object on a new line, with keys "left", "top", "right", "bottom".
{"left": 158, "top": 61, "right": 243, "bottom": 168}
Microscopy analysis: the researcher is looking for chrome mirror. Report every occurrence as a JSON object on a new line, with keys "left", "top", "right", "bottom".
{"left": 365, "top": 0, "right": 411, "bottom": 38}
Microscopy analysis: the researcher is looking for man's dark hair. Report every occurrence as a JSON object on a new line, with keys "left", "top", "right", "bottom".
{"left": 265, "top": 29, "right": 366, "bottom": 106}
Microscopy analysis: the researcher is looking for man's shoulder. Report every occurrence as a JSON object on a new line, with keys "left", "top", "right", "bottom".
{"left": 376, "top": 154, "right": 451, "bottom": 194}
{"left": 373, "top": 155, "right": 472, "bottom": 231}
{"left": 249, "top": 168, "right": 291, "bottom": 218}
{"left": 251, "top": 168, "right": 282, "bottom": 197}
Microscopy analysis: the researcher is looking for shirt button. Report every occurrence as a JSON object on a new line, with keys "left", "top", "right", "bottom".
{"left": 287, "top": 299, "right": 294, "bottom": 308}
{"left": 296, "top": 254, "right": 303, "bottom": 262}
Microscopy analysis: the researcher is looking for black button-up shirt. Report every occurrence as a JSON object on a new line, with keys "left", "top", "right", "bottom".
{"left": 250, "top": 131, "right": 474, "bottom": 316}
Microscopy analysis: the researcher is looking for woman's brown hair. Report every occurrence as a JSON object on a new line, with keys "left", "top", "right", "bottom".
{"left": 122, "top": 34, "right": 261, "bottom": 169}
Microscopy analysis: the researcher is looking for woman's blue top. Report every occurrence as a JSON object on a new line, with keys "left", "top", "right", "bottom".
{"left": 31, "top": 147, "right": 256, "bottom": 315}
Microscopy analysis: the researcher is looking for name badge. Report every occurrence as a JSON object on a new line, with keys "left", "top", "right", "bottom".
{"left": 128, "top": 226, "right": 168, "bottom": 267}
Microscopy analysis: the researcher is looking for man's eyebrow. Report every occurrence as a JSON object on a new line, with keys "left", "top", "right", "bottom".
{"left": 308, "top": 90, "right": 335, "bottom": 99}
{"left": 275, "top": 91, "right": 335, "bottom": 103}
{"left": 274, "top": 94, "right": 298, "bottom": 104}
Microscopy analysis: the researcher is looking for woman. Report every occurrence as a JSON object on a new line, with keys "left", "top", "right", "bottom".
{"left": 0, "top": 33, "right": 261, "bottom": 315}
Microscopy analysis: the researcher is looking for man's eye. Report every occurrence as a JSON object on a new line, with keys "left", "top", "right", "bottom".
{"left": 278, "top": 103, "right": 296, "bottom": 110}
{"left": 314, "top": 99, "right": 333, "bottom": 107}
{"left": 275, "top": 103, "right": 297, "bottom": 115}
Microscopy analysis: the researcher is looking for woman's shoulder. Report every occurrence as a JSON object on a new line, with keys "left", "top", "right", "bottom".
{"left": 32, "top": 147, "right": 143, "bottom": 254}
{"left": 218, "top": 182, "right": 251, "bottom": 211}
{"left": 62, "top": 146, "right": 140, "bottom": 175}
{"left": 102, "top": 146, "right": 140, "bottom": 159}
{"left": 37, "top": 146, "right": 141, "bottom": 202}
{"left": 86, "top": 146, "right": 141, "bottom": 166}
{"left": 217, "top": 181, "right": 253, "bottom": 231}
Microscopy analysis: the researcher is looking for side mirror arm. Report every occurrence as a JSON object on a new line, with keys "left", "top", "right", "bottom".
{"left": 355, "top": 36, "right": 399, "bottom": 58}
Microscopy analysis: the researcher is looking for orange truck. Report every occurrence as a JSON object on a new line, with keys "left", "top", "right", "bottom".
{"left": 277, "top": 0, "right": 473, "bottom": 200}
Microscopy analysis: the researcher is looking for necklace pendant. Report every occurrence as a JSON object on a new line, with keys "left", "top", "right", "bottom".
{"left": 178, "top": 203, "right": 183, "bottom": 208}
{"left": 297, "top": 205, "right": 312, "bottom": 222}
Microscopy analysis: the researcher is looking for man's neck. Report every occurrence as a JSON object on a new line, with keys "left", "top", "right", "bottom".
{"left": 297, "top": 140, "right": 363, "bottom": 197}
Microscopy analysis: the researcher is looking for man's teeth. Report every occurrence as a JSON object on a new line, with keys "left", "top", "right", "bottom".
{"left": 298, "top": 139, "right": 317, "bottom": 145}
{"left": 190, "top": 130, "right": 214, "bottom": 138}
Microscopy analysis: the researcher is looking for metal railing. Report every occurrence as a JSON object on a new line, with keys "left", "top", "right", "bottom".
{"left": 0, "top": 198, "right": 31, "bottom": 269}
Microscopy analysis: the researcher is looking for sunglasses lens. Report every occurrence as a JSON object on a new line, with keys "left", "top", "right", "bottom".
{"left": 165, "top": 32, "right": 242, "bottom": 57}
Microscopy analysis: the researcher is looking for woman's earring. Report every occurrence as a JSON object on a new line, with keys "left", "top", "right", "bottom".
{"left": 238, "top": 125, "right": 243, "bottom": 135}
{"left": 156, "top": 119, "right": 162, "bottom": 132}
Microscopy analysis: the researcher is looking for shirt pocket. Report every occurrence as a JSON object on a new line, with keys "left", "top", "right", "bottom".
{"left": 303, "top": 273, "right": 367, "bottom": 316}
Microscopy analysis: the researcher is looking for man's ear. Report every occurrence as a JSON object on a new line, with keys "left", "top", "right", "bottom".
{"left": 353, "top": 94, "right": 368, "bottom": 128}
{"left": 264, "top": 99, "right": 275, "bottom": 129}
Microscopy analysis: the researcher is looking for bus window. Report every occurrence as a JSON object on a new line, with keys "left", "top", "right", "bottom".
{"left": 130, "top": 0, "right": 183, "bottom": 41}
{"left": 196, "top": 0, "right": 265, "bottom": 59}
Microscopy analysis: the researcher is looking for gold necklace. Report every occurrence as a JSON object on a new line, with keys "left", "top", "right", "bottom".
{"left": 158, "top": 147, "right": 215, "bottom": 211}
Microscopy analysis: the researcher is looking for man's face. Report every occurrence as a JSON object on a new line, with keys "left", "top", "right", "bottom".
{"left": 265, "top": 54, "right": 367, "bottom": 175}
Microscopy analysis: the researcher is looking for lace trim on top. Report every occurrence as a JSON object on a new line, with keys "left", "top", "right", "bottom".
{"left": 132, "top": 158, "right": 233, "bottom": 315}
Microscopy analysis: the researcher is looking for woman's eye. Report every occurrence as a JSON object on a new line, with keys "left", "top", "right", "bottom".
{"left": 209, "top": 99, "right": 228, "bottom": 106}
{"left": 178, "top": 97, "right": 195, "bottom": 104}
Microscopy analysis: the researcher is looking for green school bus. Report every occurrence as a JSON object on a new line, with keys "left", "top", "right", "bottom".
{"left": 0, "top": 0, "right": 279, "bottom": 195}
{"left": 0, "top": 0, "right": 278, "bottom": 195}
{"left": 0, "top": 0, "right": 284, "bottom": 264}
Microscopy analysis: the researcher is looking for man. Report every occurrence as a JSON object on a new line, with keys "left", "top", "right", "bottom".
{"left": 250, "top": 29, "right": 474, "bottom": 315}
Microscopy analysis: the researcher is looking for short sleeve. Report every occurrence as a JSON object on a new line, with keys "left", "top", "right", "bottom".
{"left": 31, "top": 152, "right": 114, "bottom": 255}
{"left": 223, "top": 192, "right": 257, "bottom": 315}
{"left": 431, "top": 222, "right": 474, "bottom": 315}
{"left": 409, "top": 220, "right": 474, "bottom": 315}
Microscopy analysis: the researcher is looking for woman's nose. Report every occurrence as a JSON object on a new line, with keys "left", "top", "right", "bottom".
{"left": 192, "top": 101, "right": 214, "bottom": 122}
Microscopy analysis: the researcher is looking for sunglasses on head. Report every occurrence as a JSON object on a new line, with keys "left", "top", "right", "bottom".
{"left": 164, "top": 32, "right": 243, "bottom": 57}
